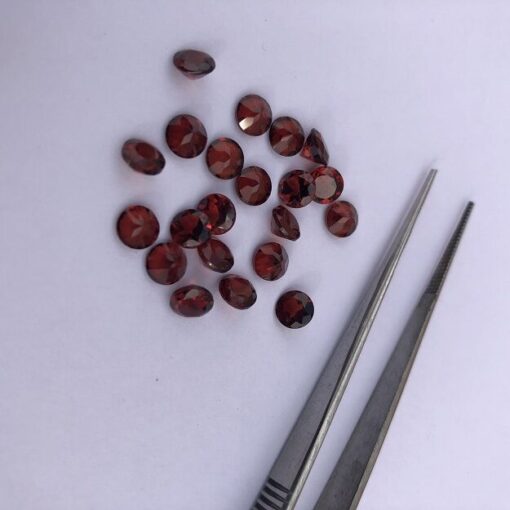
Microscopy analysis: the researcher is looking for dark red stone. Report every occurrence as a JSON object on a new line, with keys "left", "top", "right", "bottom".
{"left": 253, "top": 242, "right": 289, "bottom": 281}
{"left": 236, "top": 94, "right": 272, "bottom": 136}
{"left": 300, "top": 129, "right": 329, "bottom": 165}
{"left": 206, "top": 138, "right": 244, "bottom": 179}
{"left": 219, "top": 275, "right": 257, "bottom": 310}
{"left": 311, "top": 166, "right": 344, "bottom": 204}
{"left": 269, "top": 116, "right": 305, "bottom": 156}
{"left": 197, "top": 238, "right": 234, "bottom": 273}
{"left": 235, "top": 166, "right": 272, "bottom": 206}
{"left": 326, "top": 201, "right": 358, "bottom": 237}
{"left": 166, "top": 114, "right": 207, "bottom": 158}
{"left": 271, "top": 205, "right": 300, "bottom": 241}
{"left": 121, "top": 139, "right": 165, "bottom": 175}
{"left": 197, "top": 193, "right": 236, "bottom": 235}
{"left": 146, "top": 242, "right": 187, "bottom": 285}
{"left": 170, "top": 209, "right": 211, "bottom": 248}
{"left": 173, "top": 49, "right": 215, "bottom": 79}
{"left": 116, "top": 205, "right": 159, "bottom": 249}
{"left": 278, "top": 170, "right": 315, "bottom": 208}
{"left": 170, "top": 285, "right": 214, "bottom": 317}
{"left": 275, "top": 290, "right": 314, "bottom": 329}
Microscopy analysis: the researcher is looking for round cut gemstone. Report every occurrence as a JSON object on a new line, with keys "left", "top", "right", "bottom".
{"left": 271, "top": 205, "right": 300, "bottom": 241}
{"left": 146, "top": 242, "right": 187, "bottom": 285}
{"left": 165, "top": 114, "right": 207, "bottom": 158}
{"left": 278, "top": 170, "right": 315, "bottom": 208}
{"left": 197, "top": 193, "right": 236, "bottom": 235}
{"left": 253, "top": 242, "right": 289, "bottom": 281}
{"left": 326, "top": 201, "right": 358, "bottom": 237}
{"left": 311, "top": 166, "right": 344, "bottom": 204}
{"left": 219, "top": 275, "right": 257, "bottom": 310}
{"left": 170, "top": 285, "right": 214, "bottom": 317}
{"left": 300, "top": 128, "right": 329, "bottom": 165}
{"left": 235, "top": 166, "right": 272, "bottom": 206}
{"left": 269, "top": 116, "right": 305, "bottom": 156}
{"left": 275, "top": 290, "right": 314, "bottom": 329}
{"left": 170, "top": 209, "right": 211, "bottom": 248}
{"left": 197, "top": 238, "right": 234, "bottom": 273}
{"left": 117, "top": 205, "right": 159, "bottom": 249}
{"left": 121, "top": 139, "right": 165, "bottom": 175}
{"left": 206, "top": 138, "right": 244, "bottom": 179}
{"left": 173, "top": 49, "right": 215, "bottom": 79}
{"left": 236, "top": 94, "right": 272, "bottom": 136}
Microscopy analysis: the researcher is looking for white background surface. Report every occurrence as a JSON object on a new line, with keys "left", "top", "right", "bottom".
{"left": 1, "top": 1, "right": 509, "bottom": 509}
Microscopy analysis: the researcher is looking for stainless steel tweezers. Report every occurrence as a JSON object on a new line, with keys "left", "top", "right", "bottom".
{"left": 251, "top": 170, "right": 473, "bottom": 510}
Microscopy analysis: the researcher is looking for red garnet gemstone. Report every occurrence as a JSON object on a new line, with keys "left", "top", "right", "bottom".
{"left": 166, "top": 114, "right": 207, "bottom": 158}
{"left": 235, "top": 166, "right": 272, "bottom": 206}
{"left": 197, "top": 193, "right": 236, "bottom": 235}
{"left": 271, "top": 205, "right": 300, "bottom": 241}
{"left": 275, "top": 290, "right": 314, "bottom": 329}
{"left": 146, "top": 242, "right": 187, "bottom": 285}
{"left": 253, "top": 242, "right": 289, "bottom": 281}
{"left": 278, "top": 170, "right": 315, "bottom": 208}
{"left": 117, "top": 205, "right": 159, "bottom": 249}
{"left": 170, "top": 209, "right": 211, "bottom": 248}
{"left": 197, "top": 238, "right": 234, "bottom": 273}
{"left": 173, "top": 49, "right": 215, "bottom": 79}
{"left": 219, "top": 275, "right": 257, "bottom": 310}
{"left": 311, "top": 166, "right": 344, "bottom": 204}
{"left": 170, "top": 285, "right": 214, "bottom": 317}
{"left": 269, "top": 116, "right": 305, "bottom": 156}
{"left": 206, "top": 138, "right": 244, "bottom": 179}
{"left": 300, "top": 128, "right": 330, "bottom": 165}
{"left": 236, "top": 94, "right": 272, "bottom": 136}
{"left": 121, "top": 139, "right": 165, "bottom": 175}
{"left": 325, "top": 201, "right": 358, "bottom": 237}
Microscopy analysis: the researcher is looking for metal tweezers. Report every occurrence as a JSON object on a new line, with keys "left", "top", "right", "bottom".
{"left": 251, "top": 169, "right": 474, "bottom": 510}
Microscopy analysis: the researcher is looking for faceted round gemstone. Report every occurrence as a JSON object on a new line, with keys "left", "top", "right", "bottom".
{"left": 196, "top": 193, "right": 236, "bottom": 235}
{"left": 219, "top": 275, "right": 257, "bottom": 310}
{"left": 121, "top": 139, "right": 165, "bottom": 175}
{"left": 275, "top": 290, "right": 314, "bottom": 329}
{"left": 325, "top": 201, "right": 358, "bottom": 237}
{"left": 170, "top": 285, "right": 214, "bottom": 317}
{"left": 235, "top": 166, "right": 272, "bottom": 206}
{"left": 278, "top": 170, "right": 315, "bottom": 208}
{"left": 236, "top": 94, "right": 272, "bottom": 136}
{"left": 311, "top": 166, "right": 344, "bottom": 204}
{"left": 116, "top": 205, "right": 159, "bottom": 249}
{"left": 269, "top": 116, "right": 305, "bottom": 156}
{"left": 170, "top": 209, "right": 211, "bottom": 248}
{"left": 197, "top": 238, "right": 234, "bottom": 273}
{"left": 253, "top": 242, "right": 289, "bottom": 281}
{"left": 271, "top": 205, "right": 300, "bottom": 241}
{"left": 165, "top": 114, "right": 207, "bottom": 158}
{"left": 146, "top": 242, "right": 187, "bottom": 285}
{"left": 300, "top": 128, "right": 329, "bottom": 165}
{"left": 173, "top": 49, "right": 215, "bottom": 79}
{"left": 206, "top": 138, "right": 244, "bottom": 179}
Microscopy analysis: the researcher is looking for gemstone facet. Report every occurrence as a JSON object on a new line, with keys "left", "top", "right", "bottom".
{"left": 166, "top": 114, "right": 207, "bottom": 158}
{"left": 278, "top": 170, "right": 315, "bottom": 208}
{"left": 300, "top": 129, "right": 329, "bottom": 165}
{"left": 271, "top": 205, "right": 300, "bottom": 241}
{"left": 196, "top": 193, "right": 236, "bottom": 235}
{"left": 146, "top": 242, "right": 187, "bottom": 285}
{"left": 121, "top": 139, "right": 165, "bottom": 175}
{"left": 173, "top": 49, "right": 215, "bottom": 79}
{"left": 236, "top": 94, "right": 272, "bottom": 136}
{"left": 325, "top": 201, "right": 358, "bottom": 237}
{"left": 275, "top": 290, "right": 314, "bottom": 329}
{"left": 253, "top": 242, "right": 289, "bottom": 281}
{"left": 170, "top": 209, "right": 211, "bottom": 248}
{"left": 117, "top": 205, "right": 160, "bottom": 249}
{"left": 311, "top": 166, "right": 344, "bottom": 204}
{"left": 170, "top": 285, "right": 214, "bottom": 317}
{"left": 206, "top": 138, "right": 244, "bottom": 179}
{"left": 235, "top": 166, "right": 272, "bottom": 206}
{"left": 219, "top": 275, "right": 257, "bottom": 310}
{"left": 197, "top": 238, "right": 234, "bottom": 273}
{"left": 269, "top": 116, "right": 305, "bottom": 156}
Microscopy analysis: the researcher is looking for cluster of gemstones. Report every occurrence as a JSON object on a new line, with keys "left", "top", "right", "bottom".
{"left": 116, "top": 49, "right": 358, "bottom": 328}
